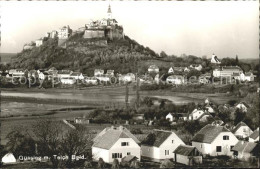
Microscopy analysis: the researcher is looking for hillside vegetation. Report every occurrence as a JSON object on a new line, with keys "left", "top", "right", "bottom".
{"left": 11, "top": 33, "right": 157, "bottom": 76}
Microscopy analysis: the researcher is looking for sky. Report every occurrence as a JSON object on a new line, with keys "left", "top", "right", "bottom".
{"left": 0, "top": 1, "right": 259, "bottom": 59}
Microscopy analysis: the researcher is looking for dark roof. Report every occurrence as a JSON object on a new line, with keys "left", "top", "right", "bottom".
{"left": 232, "top": 122, "right": 249, "bottom": 133}
{"left": 142, "top": 130, "right": 173, "bottom": 147}
{"left": 173, "top": 145, "right": 198, "bottom": 156}
{"left": 192, "top": 124, "right": 230, "bottom": 143}
{"left": 249, "top": 129, "right": 259, "bottom": 140}
{"left": 122, "top": 155, "right": 138, "bottom": 162}
{"left": 93, "top": 126, "right": 140, "bottom": 150}
{"left": 232, "top": 141, "right": 258, "bottom": 153}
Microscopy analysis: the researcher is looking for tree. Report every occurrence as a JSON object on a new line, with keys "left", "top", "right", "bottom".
{"left": 5, "top": 126, "right": 35, "bottom": 158}
{"left": 160, "top": 159, "right": 174, "bottom": 168}
{"left": 160, "top": 51, "right": 167, "bottom": 58}
{"left": 112, "top": 159, "right": 120, "bottom": 169}
{"left": 97, "top": 158, "right": 106, "bottom": 168}
{"left": 32, "top": 119, "right": 63, "bottom": 168}
{"left": 60, "top": 126, "right": 93, "bottom": 167}
{"left": 234, "top": 109, "right": 246, "bottom": 125}
{"left": 235, "top": 55, "right": 239, "bottom": 65}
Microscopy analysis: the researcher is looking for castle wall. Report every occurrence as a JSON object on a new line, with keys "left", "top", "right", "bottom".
{"left": 84, "top": 30, "right": 105, "bottom": 39}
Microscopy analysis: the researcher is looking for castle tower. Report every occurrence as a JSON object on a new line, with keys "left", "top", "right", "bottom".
{"left": 107, "top": 4, "right": 112, "bottom": 19}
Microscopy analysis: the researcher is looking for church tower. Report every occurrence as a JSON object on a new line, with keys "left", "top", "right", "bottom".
{"left": 107, "top": 4, "right": 112, "bottom": 19}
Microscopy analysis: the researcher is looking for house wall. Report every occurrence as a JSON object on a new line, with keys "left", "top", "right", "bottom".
{"left": 92, "top": 147, "right": 110, "bottom": 163}
{"left": 141, "top": 145, "right": 160, "bottom": 161}
{"left": 175, "top": 154, "right": 189, "bottom": 165}
{"left": 211, "top": 132, "right": 238, "bottom": 156}
{"left": 109, "top": 138, "right": 140, "bottom": 163}
{"left": 234, "top": 126, "right": 252, "bottom": 138}
{"left": 166, "top": 114, "right": 174, "bottom": 122}
{"left": 249, "top": 136, "right": 259, "bottom": 142}
{"left": 192, "top": 142, "right": 212, "bottom": 155}
{"left": 189, "top": 110, "right": 204, "bottom": 120}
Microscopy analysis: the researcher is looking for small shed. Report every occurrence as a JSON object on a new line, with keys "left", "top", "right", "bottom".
{"left": 173, "top": 145, "right": 202, "bottom": 166}
{"left": 2, "top": 153, "right": 16, "bottom": 164}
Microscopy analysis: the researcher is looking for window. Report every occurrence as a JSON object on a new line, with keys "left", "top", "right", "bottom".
{"left": 200, "top": 144, "right": 203, "bottom": 148}
{"left": 127, "top": 152, "right": 131, "bottom": 155}
{"left": 230, "top": 146, "right": 234, "bottom": 151}
{"left": 172, "top": 140, "right": 174, "bottom": 143}
{"left": 223, "top": 135, "right": 229, "bottom": 140}
{"left": 216, "top": 146, "right": 222, "bottom": 152}
{"left": 165, "top": 150, "right": 169, "bottom": 155}
{"left": 112, "top": 153, "right": 122, "bottom": 159}
{"left": 121, "top": 142, "right": 129, "bottom": 146}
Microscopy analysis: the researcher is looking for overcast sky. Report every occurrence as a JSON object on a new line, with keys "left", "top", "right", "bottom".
{"left": 0, "top": 1, "right": 259, "bottom": 59}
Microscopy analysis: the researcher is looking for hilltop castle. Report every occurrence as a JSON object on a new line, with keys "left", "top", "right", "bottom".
{"left": 83, "top": 4, "right": 124, "bottom": 40}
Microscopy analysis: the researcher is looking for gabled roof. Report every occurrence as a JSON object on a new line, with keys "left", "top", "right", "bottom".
{"left": 232, "top": 122, "right": 249, "bottom": 133}
{"left": 249, "top": 128, "right": 259, "bottom": 140}
{"left": 142, "top": 130, "right": 175, "bottom": 147}
{"left": 232, "top": 141, "right": 258, "bottom": 153}
{"left": 173, "top": 145, "right": 200, "bottom": 156}
{"left": 192, "top": 124, "right": 230, "bottom": 143}
{"left": 93, "top": 126, "right": 140, "bottom": 150}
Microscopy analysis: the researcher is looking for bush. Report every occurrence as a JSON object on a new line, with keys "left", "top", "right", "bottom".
{"left": 130, "top": 128, "right": 143, "bottom": 134}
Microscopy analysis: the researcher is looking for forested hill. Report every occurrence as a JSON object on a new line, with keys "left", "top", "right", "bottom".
{"left": 11, "top": 33, "right": 158, "bottom": 76}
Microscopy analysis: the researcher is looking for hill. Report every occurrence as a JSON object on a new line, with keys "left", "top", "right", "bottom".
{"left": 11, "top": 33, "right": 159, "bottom": 75}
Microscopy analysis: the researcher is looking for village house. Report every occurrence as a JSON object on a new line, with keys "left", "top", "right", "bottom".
{"left": 50, "top": 30, "right": 58, "bottom": 38}
{"left": 1, "top": 153, "right": 16, "bottom": 164}
{"left": 190, "top": 64, "right": 202, "bottom": 71}
{"left": 106, "top": 70, "right": 114, "bottom": 77}
{"left": 139, "top": 74, "right": 153, "bottom": 84}
{"left": 188, "top": 108, "right": 205, "bottom": 121}
{"left": 141, "top": 129, "right": 185, "bottom": 162}
{"left": 235, "top": 102, "right": 248, "bottom": 113}
{"left": 166, "top": 113, "right": 175, "bottom": 122}
{"left": 211, "top": 54, "right": 221, "bottom": 64}
{"left": 196, "top": 112, "right": 213, "bottom": 122}
{"left": 173, "top": 145, "right": 202, "bottom": 166}
{"left": 168, "top": 67, "right": 174, "bottom": 74}
{"left": 74, "top": 117, "right": 91, "bottom": 124}
{"left": 38, "top": 72, "right": 50, "bottom": 80}
{"left": 119, "top": 73, "right": 136, "bottom": 83}
{"left": 244, "top": 72, "right": 255, "bottom": 81}
{"left": 57, "top": 70, "right": 73, "bottom": 79}
{"left": 70, "top": 72, "right": 84, "bottom": 80}
{"left": 232, "top": 141, "right": 259, "bottom": 161}
{"left": 85, "top": 77, "right": 98, "bottom": 85}
{"left": 60, "top": 77, "right": 76, "bottom": 85}
{"left": 166, "top": 75, "right": 185, "bottom": 85}
{"left": 94, "top": 69, "right": 105, "bottom": 76}
{"left": 8, "top": 69, "right": 26, "bottom": 78}
{"left": 213, "top": 66, "right": 243, "bottom": 78}
{"left": 205, "top": 105, "right": 215, "bottom": 114}
{"left": 148, "top": 65, "right": 159, "bottom": 73}
{"left": 249, "top": 128, "right": 259, "bottom": 142}
{"left": 92, "top": 126, "right": 140, "bottom": 163}
{"left": 232, "top": 122, "right": 253, "bottom": 139}
{"left": 192, "top": 124, "right": 238, "bottom": 156}
{"left": 232, "top": 72, "right": 244, "bottom": 81}
{"left": 96, "top": 74, "right": 110, "bottom": 83}
{"left": 28, "top": 70, "right": 38, "bottom": 78}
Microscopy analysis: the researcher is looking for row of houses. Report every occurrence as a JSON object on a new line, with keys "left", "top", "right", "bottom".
{"left": 92, "top": 124, "right": 259, "bottom": 166}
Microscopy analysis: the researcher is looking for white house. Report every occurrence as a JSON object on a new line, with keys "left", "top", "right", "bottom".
{"left": 60, "top": 77, "right": 76, "bottom": 85}
{"left": 166, "top": 75, "right": 184, "bottom": 85}
{"left": 235, "top": 102, "right": 248, "bottom": 113}
{"left": 9, "top": 69, "right": 25, "bottom": 77}
{"left": 38, "top": 72, "right": 49, "bottom": 80}
{"left": 94, "top": 69, "right": 104, "bottom": 76}
{"left": 232, "top": 141, "right": 259, "bottom": 161}
{"left": 188, "top": 109, "right": 205, "bottom": 121}
{"left": 190, "top": 64, "right": 202, "bottom": 71}
{"left": 168, "top": 67, "right": 174, "bottom": 74}
{"left": 1, "top": 153, "right": 16, "bottom": 164}
{"left": 205, "top": 105, "right": 214, "bottom": 114}
{"left": 232, "top": 122, "right": 253, "bottom": 139}
{"left": 249, "top": 128, "right": 259, "bottom": 142}
{"left": 92, "top": 126, "right": 140, "bottom": 163}
{"left": 70, "top": 72, "right": 84, "bottom": 80}
{"left": 211, "top": 54, "right": 221, "bottom": 64}
{"left": 173, "top": 145, "right": 202, "bottom": 166}
{"left": 148, "top": 65, "right": 159, "bottom": 73}
{"left": 141, "top": 129, "right": 185, "bottom": 162}
{"left": 106, "top": 70, "right": 114, "bottom": 77}
{"left": 244, "top": 72, "right": 255, "bottom": 82}
{"left": 213, "top": 66, "right": 243, "bottom": 78}
{"left": 85, "top": 77, "right": 98, "bottom": 85}
{"left": 96, "top": 75, "right": 110, "bottom": 83}
{"left": 196, "top": 112, "right": 213, "bottom": 122}
{"left": 57, "top": 70, "right": 73, "bottom": 79}
{"left": 192, "top": 124, "right": 238, "bottom": 156}
{"left": 119, "top": 73, "right": 136, "bottom": 83}
{"left": 166, "top": 113, "right": 175, "bottom": 122}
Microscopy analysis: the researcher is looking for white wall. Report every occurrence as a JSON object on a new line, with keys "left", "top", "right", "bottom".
{"left": 92, "top": 147, "right": 110, "bottom": 163}
{"left": 192, "top": 142, "right": 212, "bottom": 155}
{"left": 175, "top": 154, "right": 189, "bottom": 165}
{"left": 109, "top": 138, "right": 140, "bottom": 163}
{"left": 234, "top": 126, "right": 252, "bottom": 138}
{"left": 141, "top": 145, "right": 160, "bottom": 160}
